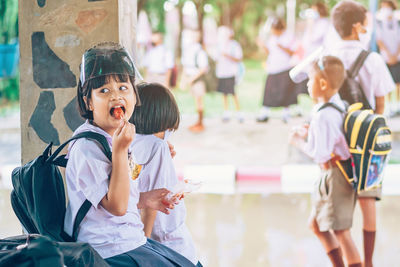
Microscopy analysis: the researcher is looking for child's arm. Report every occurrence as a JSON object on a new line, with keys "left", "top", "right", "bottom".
{"left": 375, "top": 95, "right": 385, "bottom": 115}
{"left": 100, "top": 120, "right": 135, "bottom": 216}
{"left": 141, "top": 208, "right": 157, "bottom": 237}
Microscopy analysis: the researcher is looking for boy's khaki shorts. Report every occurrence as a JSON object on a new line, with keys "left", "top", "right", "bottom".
{"left": 180, "top": 73, "right": 206, "bottom": 98}
{"left": 358, "top": 187, "right": 382, "bottom": 201}
{"left": 311, "top": 166, "right": 357, "bottom": 232}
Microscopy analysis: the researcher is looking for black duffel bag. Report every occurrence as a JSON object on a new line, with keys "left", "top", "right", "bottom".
{"left": 0, "top": 234, "right": 109, "bottom": 267}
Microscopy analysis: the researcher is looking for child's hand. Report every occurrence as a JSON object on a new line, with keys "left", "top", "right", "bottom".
{"left": 167, "top": 141, "right": 176, "bottom": 158}
{"left": 138, "top": 189, "right": 175, "bottom": 214}
{"left": 113, "top": 120, "right": 135, "bottom": 152}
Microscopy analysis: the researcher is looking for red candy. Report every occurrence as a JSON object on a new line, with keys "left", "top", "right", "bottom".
{"left": 113, "top": 107, "right": 124, "bottom": 119}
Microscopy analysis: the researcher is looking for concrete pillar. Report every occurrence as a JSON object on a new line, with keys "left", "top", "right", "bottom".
{"left": 19, "top": 0, "right": 137, "bottom": 163}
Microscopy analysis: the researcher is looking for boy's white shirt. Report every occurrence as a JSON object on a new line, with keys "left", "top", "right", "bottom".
{"left": 376, "top": 17, "right": 400, "bottom": 62}
{"left": 216, "top": 39, "right": 243, "bottom": 78}
{"left": 303, "top": 93, "right": 351, "bottom": 164}
{"left": 143, "top": 44, "right": 174, "bottom": 74}
{"left": 64, "top": 121, "right": 147, "bottom": 259}
{"left": 303, "top": 17, "right": 331, "bottom": 57}
{"left": 326, "top": 39, "right": 396, "bottom": 110}
{"left": 265, "top": 30, "right": 297, "bottom": 74}
{"left": 181, "top": 42, "right": 208, "bottom": 76}
{"left": 133, "top": 133, "right": 198, "bottom": 265}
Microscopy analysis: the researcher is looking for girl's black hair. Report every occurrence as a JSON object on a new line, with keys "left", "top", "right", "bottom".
{"left": 77, "top": 73, "right": 139, "bottom": 120}
{"left": 130, "top": 83, "right": 180, "bottom": 134}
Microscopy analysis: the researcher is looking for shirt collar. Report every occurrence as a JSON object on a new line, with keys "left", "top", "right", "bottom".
{"left": 336, "top": 39, "right": 364, "bottom": 49}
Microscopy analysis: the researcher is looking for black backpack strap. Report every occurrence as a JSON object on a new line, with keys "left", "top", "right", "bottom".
{"left": 72, "top": 199, "right": 92, "bottom": 241}
{"left": 348, "top": 50, "right": 370, "bottom": 79}
{"left": 48, "top": 131, "right": 112, "bottom": 166}
{"left": 318, "top": 102, "right": 345, "bottom": 113}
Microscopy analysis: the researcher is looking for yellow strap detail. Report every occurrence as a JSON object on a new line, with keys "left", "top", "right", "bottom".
{"left": 350, "top": 110, "right": 373, "bottom": 148}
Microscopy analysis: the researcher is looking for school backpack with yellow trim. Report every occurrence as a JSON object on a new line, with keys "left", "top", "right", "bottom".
{"left": 318, "top": 102, "right": 392, "bottom": 193}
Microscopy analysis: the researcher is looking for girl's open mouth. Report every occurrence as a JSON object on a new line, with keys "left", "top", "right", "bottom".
{"left": 110, "top": 105, "right": 126, "bottom": 119}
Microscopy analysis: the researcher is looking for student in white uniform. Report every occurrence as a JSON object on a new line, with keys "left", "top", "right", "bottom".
{"left": 216, "top": 26, "right": 244, "bottom": 122}
{"left": 329, "top": 2, "right": 396, "bottom": 266}
{"left": 256, "top": 17, "right": 298, "bottom": 123}
{"left": 130, "top": 83, "right": 201, "bottom": 266}
{"left": 376, "top": 0, "right": 400, "bottom": 115}
{"left": 143, "top": 32, "right": 174, "bottom": 87}
{"left": 181, "top": 32, "right": 209, "bottom": 132}
{"left": 65, "top": 43, "right": 195, "bottom": 267}
{"left": 290, "top": 56, "right": 361, "bottom": 267}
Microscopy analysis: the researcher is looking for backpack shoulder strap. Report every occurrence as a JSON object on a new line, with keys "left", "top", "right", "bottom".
{"left": 49, "top": 131, "right": 112, "bottom": 167}
{"left": 318, "top": 102, "right": 346, "bottom": 113}
{"left": 348, "top": 50, "right": 370, "bottom": 78}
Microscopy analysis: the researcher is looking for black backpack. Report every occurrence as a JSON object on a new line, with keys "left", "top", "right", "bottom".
{"left": 194, "top": 49, "right": 218, "bottom": 92}
{"left": 319, "top": 102, "right": 392, "bottom": 193}
{"left": 339, "top": 50, "right": 372, "bottom": 110}
{"left": 0, "top": 234, "right": 109, "bottom": 267}
{"left": 10, "top": 132, "right": 112, "bottom": 242}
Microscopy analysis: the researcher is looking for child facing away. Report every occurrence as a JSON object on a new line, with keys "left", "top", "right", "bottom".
{"left": 256, "top": 17, "right": 298, "bottom": 124}
{"left": 329, "top": 1, "right": 396, "bottom": 266}
{"left": 290, "top": 56, "right": 361, "bottom": 267}
{"left": 130, "top": 83, "right": 201, "bottom": 266}
{"left": 64, "top": 42, "right": 195, "bottom": 267}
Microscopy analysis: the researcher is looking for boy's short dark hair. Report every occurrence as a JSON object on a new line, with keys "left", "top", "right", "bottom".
{"left": 130, "top": 83, "right": 180, "bottom": 135}
{"left": 381, "top": 0, "right": 397, "bottom": 10}
{"left": 311, "top": 56, "right": 346, "bottom": 90}
{"left": 312, "top": 2, "right": 329, "bottom": 17}
{"left": 77, "top": 74, "right": 139, "bottom": 120}
{"left": 271, "top": 17, "right": 286, "bottom": 31}
{"left": 332, "top": 0, "right": 367, "bottom": 38}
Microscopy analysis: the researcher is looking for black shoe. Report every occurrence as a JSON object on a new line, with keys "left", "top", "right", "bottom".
{"left": 256, "top": 116, "right": 269, "bottom": 123}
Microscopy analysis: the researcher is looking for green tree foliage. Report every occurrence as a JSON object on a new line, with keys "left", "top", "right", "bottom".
{"left": 0, "top": 0, "right": 19, "bottom": 103}
{"left": 0, "top": 0, "right": 18, "bottom": 44}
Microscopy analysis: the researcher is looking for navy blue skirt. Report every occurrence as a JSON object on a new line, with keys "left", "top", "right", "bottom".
{"left": 262, "top": 70, "right": 297, "bottom": 107}
{"left": 217, "top": 77, "right": 236, "bottom": 95}
{"left": 105, "top": 239, "right": 196, "bottom": 267}
{"left": 388, "top": 62, "right": 400, "bottom": 84}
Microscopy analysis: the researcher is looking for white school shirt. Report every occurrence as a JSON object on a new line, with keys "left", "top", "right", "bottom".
{"left": 64, "top": 121, "right": 146, "bottom": 259}
{"left": 327, "top": 40, "right": 396, "bottom": 110}
{"left": 376, "top": 18, "right": 400, "bottom": 63}
{"left": 265, "top": 31, "right": 297, "bottom": 74}
{"left": 303, "top": 94, "right": 351, "bottom": 164}
{"left": 133, "top": 133, "right": 198, "bottom": 265}
{"left": 143, "top": 44, "right": 174, "bottom": 74}
{"left": 303, "top": 18, "right": 330, "bottom": 56}
{"left": 181, "top": 43, "right": 208, "bottom": 76}
{"left": 216, "top": 39, "right": 243, "bottom": 78}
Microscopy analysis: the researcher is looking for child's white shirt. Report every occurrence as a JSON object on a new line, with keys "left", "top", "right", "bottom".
{"left": 376, "top": 18, "right": 400, "bottom": 63}
{"left": 133, "top": 134, "right": 198, "bottom": 265}
{"left": 303, "top": 17, "right": 330, "bottom": 57}
{"left": 265, "top": 30, "right": 297, "bottom": 74}
{"left": 327, "top": 40, "right": 395, "bottom": 110}
{"left": 216, "top": 39, "right": 243, "bottom": 78}
{"left": 181, "top": 43, "right": 208, "bottom": 76}
{"left": 64, "top": 121, "right": 146, "bottom": 259}
{"left": 143, "top": 44, "right": 174, "bottom": 74}
{"left": 303, "top": 94, "right": 351, "bottom": 164}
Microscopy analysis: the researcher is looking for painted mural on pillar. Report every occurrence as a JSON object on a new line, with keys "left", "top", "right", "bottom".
{"left": 29, "top": 91, "right": 60, "bottom": 145}
{"left": 63, "top": 97, "right": 85, "bottom": 131}
{"left": 31, "top": 32, "right": 77, "bottom": 89}
{"left": 37, "top": 0, "right": 46, "bottom": 8}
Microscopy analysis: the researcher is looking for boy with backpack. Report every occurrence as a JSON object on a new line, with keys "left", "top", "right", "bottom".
{"left": 328, "top": 1, "right": 396, "bottom": 266}
{"left": 290, "top": 55, "right": 361, "bottom": 267}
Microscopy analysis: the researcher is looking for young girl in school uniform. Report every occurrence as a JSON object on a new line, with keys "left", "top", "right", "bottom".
{"left": 256, "top": 17, "right": 298, "bottom": 123}
{"left": 130, "top": 83, "right": 201, "bottom": 267}
{"left": 64, "top": 42, "right": 195, "bottom": 267}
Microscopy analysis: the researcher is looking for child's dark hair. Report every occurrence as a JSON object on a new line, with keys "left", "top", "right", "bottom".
{"left": 77, "top": 42, "right": 140, "bottom": 120}
{"left": 312, "top": 2, "right": 329, "bottom": 17}
{"left": 381, "top": 0, "right": 397, "bottom": 10}
{"left": 130, "top": 83, "right": 180, "bottom": 134}
{"left": 311, "top": 56, "right": 346, "bottom": 90}
{"left": 271, "top": 17, "right": 286, "bottom": 31}
{"left": 332, "top": 0, "right": 367, "bottom": 38}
